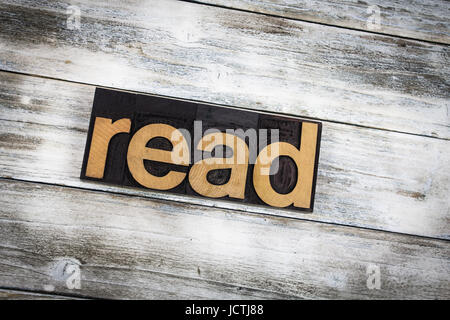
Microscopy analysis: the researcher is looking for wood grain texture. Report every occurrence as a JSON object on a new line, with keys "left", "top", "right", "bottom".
{"left": 1, "top": 178, "right": 449, "bottom": 299}
{"left": 0, "top": 289, "right": 78, "bottom": 300}
{"left": 0, "top": 0, "right": 448, "bottom": 139}
{"left": 85, "top": 117, "right": 131, "bottom": 179}
{"left": 0, "top": 72, "right": 449, "bottom": 239}
{"left": 191, "top": 0, "right": 450, "bottom": 44}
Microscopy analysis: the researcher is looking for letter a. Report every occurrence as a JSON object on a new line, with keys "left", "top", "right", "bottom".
{"left": 189, "top": 132, "right": 249, "bottom": 199}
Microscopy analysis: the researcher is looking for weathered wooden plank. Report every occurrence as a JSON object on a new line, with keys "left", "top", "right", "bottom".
{"left": 191, "top": 0, "right": 450, "bottom": 44}
{"left": 1, "top": 178, "right": 449, "bottom": 299}
{"left": 0, "top": 0, "right": 448, "bottom": 139}
{"left": 0, "top": 289, "right": 78, "bottom": 300}
{"left": 0, "top": 72, "right": 449, "bottom": 239}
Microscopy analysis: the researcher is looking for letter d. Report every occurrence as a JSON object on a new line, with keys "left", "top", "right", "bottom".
{"left": 253, "top": 122, "right": 319, "bottom": 208}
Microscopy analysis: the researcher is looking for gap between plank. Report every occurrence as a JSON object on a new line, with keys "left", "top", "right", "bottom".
{"left": 179, "top": 0, "right": 450, "bottom": 46}
{"left": 0, "top": 286, "right": 91, "bottom": 299}
{"left": 2, "top": 176, "right": 449, "bottom": 244}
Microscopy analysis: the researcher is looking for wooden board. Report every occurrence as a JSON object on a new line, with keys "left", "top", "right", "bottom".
{"left": 0, "top": 71, "right": 449, "bottom": 240}
{"left": 0, "top": 289, "right": 78, "bottom": 300}
{"left": 1, "top": 178, "right": 449, "bottom": 299}
{"left": 0, "top": 0, "right": 448, "bottom": 300}
{"left": 190, "top": 0, "right": 450, "bottom": 44}
{"left": 0, "top": 0, "right": 449, "bottom": 140}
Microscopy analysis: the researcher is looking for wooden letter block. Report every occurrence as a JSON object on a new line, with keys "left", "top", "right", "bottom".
{"left": 127, "top": 123, "right": 190, "bottom": 190}
{"left": 81, "top": 88, "right": 322, "bottom": 212}
{"left": 189, "top": 132, "right": 249, "bottom": 199}
{"left": 86, "top": 117, "right": 131, "bottom": 179}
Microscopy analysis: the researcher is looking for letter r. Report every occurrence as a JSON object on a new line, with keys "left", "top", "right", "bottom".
{"left": 86, "top": 117, "right": 131, "bottom": 179}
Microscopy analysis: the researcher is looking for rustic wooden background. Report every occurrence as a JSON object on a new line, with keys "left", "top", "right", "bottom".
{"left": 0, "top": 0, "right": 448, "bottom": 299}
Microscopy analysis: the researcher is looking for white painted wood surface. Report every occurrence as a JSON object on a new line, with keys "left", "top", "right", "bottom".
{"left": 1, "top": 179, "right": 449, "bottom": 299}
{"left": 0, "top": 72, "right": 448, "bottom": 239}
{"left": 0, "top": 0, "right": 448, "bottom": 299}
{"left": 192, "top": 0, "right": 450, "bottom": 44}
{"left": 0, "top": 0, "right": 448, "bottom": 139}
